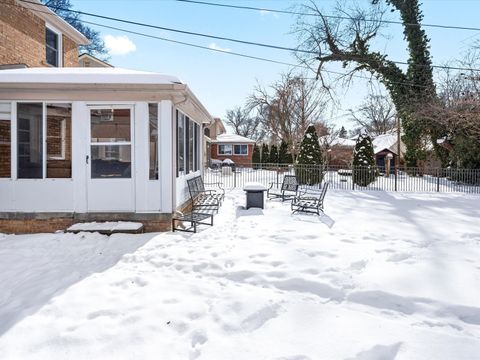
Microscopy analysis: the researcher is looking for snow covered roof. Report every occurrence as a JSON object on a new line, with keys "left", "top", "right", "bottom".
{"left": 319, "top": 135, "right": 356, "bottom": 148}
{"left": 372, "top": 133, "right": 398, "bottom": 154}
{"left": 213, "top": 134, "right": 255, "bottom": 144}
{"left": 0, "top": 67, "right": 182, "bottom": 85}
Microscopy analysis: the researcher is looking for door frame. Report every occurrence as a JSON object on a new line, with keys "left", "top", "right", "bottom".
{"left": 86, "top": 104, "right": 136, "bottom": 212}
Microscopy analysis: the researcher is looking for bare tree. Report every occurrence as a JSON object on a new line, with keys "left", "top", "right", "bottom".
{"left": 294, "top": 0, "right": 437, "bottom": 166}
{"left": 224, "top": 106, "right": 265, "bottom": 142}
{"left": 248, "top": 72, "right": 328, "bottom": 156}
{"left": 417, "top": 51, "right": 480, "bottom": 141}
{"left": 348, "top": 92, "right": 396, "bottom": 136}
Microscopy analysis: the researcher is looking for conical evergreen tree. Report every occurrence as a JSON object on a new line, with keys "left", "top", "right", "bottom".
{"left": 352, "top": 133, "right": 377, "bottom": 186}
{"left": 261, "top": 143, "right": 270, "bottom": 165}
{"left": 269, "top": 144, "right": 279, "bottom": 164}
{"left": 278, "top": 140, "right": 292, "bottom": 164}
{"left": 295, "top": 125, "right": 323, "bottom": 185}
{"left": 252, "top": 144, "right": 261, "bottom": 169}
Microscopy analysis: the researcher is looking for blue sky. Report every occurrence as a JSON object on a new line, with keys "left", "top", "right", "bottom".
{"left": 72, "top": 0, "right": 480, "bottom": 130}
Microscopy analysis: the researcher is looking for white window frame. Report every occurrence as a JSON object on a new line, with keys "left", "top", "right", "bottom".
{"left": 45, "top": 23, "right": 63, "bottom": 67}
{"left": 233, "top": 144, "right": 248, "bottom": 156}
{"left": 218, "top": 144, "right": 232, "bottom": 156}
{"left": 15, "top": 101, "right": 72, "bottom": 180}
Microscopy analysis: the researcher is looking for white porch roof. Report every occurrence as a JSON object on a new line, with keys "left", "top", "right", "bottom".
{"left": 0, "top": 67, "right": 182, "bottom": 84}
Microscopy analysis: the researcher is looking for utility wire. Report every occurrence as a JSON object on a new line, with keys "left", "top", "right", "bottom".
{"left": 16, "top": 0, "right": 480, "bottom": 73}
{"left": 177, "top": 0, "right": 480, "bottom": 33}
{"left": 4, "top": 1, "right": 471, "bottom": 90}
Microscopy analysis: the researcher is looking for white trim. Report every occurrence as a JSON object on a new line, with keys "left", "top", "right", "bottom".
{"left": 45, "top": 23, "right": 63, "bottom": 67}
{"left": 233, "top": 144, "right": 249, "bottom": 156}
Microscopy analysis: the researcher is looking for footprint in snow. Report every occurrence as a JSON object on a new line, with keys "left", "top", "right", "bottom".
{"left": 345, "top": 342, "right": 402, "bottom": 360}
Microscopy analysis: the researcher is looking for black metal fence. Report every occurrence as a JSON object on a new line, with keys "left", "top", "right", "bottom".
{"left": 202, "top": 163, "right": 480, "bottom": 194}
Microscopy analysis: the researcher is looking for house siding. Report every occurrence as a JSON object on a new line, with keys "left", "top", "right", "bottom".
{"left": 0, "top": 0, "right": 79, "bottom": 67}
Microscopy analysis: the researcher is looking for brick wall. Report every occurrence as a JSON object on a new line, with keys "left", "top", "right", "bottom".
{"left": 0, "top": 213, "right": 173, "bottom": 234}
{"left": 211, "top": 143, "right": 254, "bottom": 166}
{"left": 0, "top": 0, "right": 79, "bottom": 67}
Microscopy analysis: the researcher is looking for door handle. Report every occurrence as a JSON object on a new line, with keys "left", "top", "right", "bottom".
{"left": 86, "top": 155, "right": 89, "bottom": 164}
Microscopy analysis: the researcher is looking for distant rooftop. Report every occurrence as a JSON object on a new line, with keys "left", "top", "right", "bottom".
{"left": 213, "top": 134, "right": 255, "bottom": 143}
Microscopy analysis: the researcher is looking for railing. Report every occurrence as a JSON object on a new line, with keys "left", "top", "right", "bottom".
{"left": 202, "top": 163, "right": 480, "bottom": 194}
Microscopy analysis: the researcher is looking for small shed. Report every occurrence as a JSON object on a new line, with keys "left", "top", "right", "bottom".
{"left": 372, "top": 133, "right": 405, "bottom": 170}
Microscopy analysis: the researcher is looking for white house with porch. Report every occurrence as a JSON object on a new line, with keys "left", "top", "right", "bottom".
{"left": 0, "top": 67, "right": 212, "bottom": 232}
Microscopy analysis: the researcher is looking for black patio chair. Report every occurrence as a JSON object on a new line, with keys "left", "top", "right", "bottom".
{"left": 291, "top": 181, "right": 330, "bottom": 215}
{"left": 267, "top": 175, "right": 299, "bottom": 202}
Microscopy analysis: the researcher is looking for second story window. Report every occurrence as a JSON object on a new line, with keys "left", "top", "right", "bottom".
{"left": 45, "top": 27, "right": 60, "bottom": 67}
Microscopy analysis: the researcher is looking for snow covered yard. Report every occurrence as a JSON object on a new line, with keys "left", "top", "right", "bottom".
{"left": 1, "top": 190, "right": 480, "bottom": 359}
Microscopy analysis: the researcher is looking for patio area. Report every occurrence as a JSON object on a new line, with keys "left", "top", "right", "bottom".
{"left": 0, "top": 190, "right": 480, "bottom": 359}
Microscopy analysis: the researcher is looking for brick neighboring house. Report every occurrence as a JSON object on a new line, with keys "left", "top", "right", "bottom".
{"left": 0, "top": 0, "right": 89, "bottom": 68}
{"left": 211, "top": 134, "right": 256, "bottom": 166}
{"left": 79, "top": 53, "right": 113, "bottom": 68}
{"left": 320, "top": 136, "right": 356, "bottom": 167}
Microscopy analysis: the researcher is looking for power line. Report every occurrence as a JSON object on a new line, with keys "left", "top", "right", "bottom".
{"left": 3, "top": 1, "right": 470, "bottom": 90}
{"left": 68, "top": 22, "right": 436, "bottom": 90}
{"left": 15, "top": 0, "right": 480, "bottom": 73}
{"left": 177, "top": 0, "right": 480, "bottom": 33}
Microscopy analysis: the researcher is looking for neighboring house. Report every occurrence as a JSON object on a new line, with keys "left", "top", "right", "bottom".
{"left": 0, "top": 67, "right": 212, "bottom": 233}
{"left": 203, "top": 117, "right": 226, "bottom": 167}
{"left": 372, "top": 133, "right": 405, "bottom": 169}
{"left": 204, "top": 117, "right": 226, "bottom": 140}
{"left": 211, "top": 134, "right": 255, "bottom": 166}
{"left": 0, "top": 0, "right": 89, "bottom": 68}
{"left": 320, "top": 136, "right": 356, "bottom": 167}
{"left": 79, "top": 53, "right": 113, "bottom": 68}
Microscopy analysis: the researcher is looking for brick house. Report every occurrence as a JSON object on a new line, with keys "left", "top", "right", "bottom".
{"left": 211, "top": 134, "right": 256, "bottom": 166}
{"left": 0, "top": 0, "right": 89, "bottom": 68}
{"left": 79, "top": 53, "right": 113, "bottom": 68}
{"left": 0, "top": 2, "right": 215, "bottom": 233}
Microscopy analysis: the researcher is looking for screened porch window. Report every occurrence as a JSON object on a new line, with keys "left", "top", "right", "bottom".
{"left": 149, "top": 103, "right": 159, "bottom": 180}
{"left": 17, "top": 103, "right": 43, "bottom": 178}
{"left": 90, "top": 109, "right": 132, "bottom": 178}
{"left": 176, "top": 110, "right": 201, "bottom": 177}
{"left": 0, "top": 103, "right": 11, "bottom": 178}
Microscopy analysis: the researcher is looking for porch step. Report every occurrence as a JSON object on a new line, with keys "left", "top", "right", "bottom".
{"left": 66, "top": 221, "right": 144, "bottom": 235}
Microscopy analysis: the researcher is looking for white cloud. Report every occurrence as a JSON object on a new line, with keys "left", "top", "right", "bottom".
{"left": 208, "top": 42, "right": 231, "bottom": 52}
{"left": 104, "top": 35, "right": 137, "bottom": 56}
{"left": 259, "top": 9, "right": 279, "bottom": 18}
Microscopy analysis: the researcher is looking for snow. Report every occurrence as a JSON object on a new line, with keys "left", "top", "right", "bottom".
{"left": 0, "top": 67, "right": 182, "bottom": 85}
{"left": 213, "top": 134, "right": 255, "bottom": 143}
{"left": 67, "top": 221, "right": 143, "bottom": 233}
{"left": 1, "top": 190, "right": 480, "bottom": 359}
{"left": 373, "top": 133, "right": 398, "bottom": 155}
{"left": 243, "top": 182, "right": 267, "bottom": 191}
